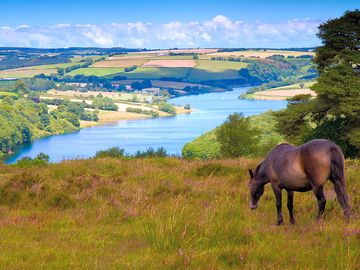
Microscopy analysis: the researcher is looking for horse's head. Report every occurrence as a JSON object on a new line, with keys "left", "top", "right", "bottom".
{"left": 248, "top": 169, "right": 265, "bottom": 210}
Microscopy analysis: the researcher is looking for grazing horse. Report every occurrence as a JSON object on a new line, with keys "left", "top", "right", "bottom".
{"left": 248, "top": 139, "right": 351, "bottom": 225}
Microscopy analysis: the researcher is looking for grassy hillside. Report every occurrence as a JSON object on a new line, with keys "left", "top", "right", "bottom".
{"left": 183, "top": 111, "right": 284, "bottom": 159}
{"left": 0, "top": 157, "right": 358, "bottom": 269}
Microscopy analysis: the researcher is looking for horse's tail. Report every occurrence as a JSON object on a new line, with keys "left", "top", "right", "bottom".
{"left": 330, "top": 147, "right": 351, "bottom": 217}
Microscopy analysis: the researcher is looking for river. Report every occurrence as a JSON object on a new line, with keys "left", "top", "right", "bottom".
{"left": 5, "top": 87, "right": 287, "bottom": 163}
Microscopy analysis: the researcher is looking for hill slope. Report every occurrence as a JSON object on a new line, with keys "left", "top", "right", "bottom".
{"left": 0, "top": 157, "right": 359, "bottom": 269}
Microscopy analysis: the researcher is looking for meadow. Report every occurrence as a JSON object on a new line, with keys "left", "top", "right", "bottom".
{"left": 0, "top": 157, "right": 358, "bottom": 269}
{"left": 207, "top": 50, "right": 315, "bottom": 59}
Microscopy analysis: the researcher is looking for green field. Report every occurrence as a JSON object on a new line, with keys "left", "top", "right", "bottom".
{"left": 0, "top": 91, "right": 17, "bottom": 98}
{"left": 68, "top": 67, "right": 125, "bottom": 76}
{"left": 0, "top": 158, "right": 358, "bottom": 269}
{"left": 107, "top": 67, "right": 192, "bottom": 79}
{"left": 188, "top": 60, "right": 248, "bottom": 81}
{"left": 270, "top": 81, "right": 315, "bottom": 91}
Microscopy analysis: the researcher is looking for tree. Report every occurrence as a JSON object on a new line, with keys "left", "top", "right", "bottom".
{"left": 275, "top": 10, "right": 360, "bottom": 157}
{"left": 215, "top": 113, "right": 260, "bottom": 158}
{"left": 314, "top": 10, "right": 360, "bottom": 72}
{"left": 14, "top": 80, "right": 29, "bottom": 94}
{"left": 299, "top": 82, "right": 305, "bottom": 89}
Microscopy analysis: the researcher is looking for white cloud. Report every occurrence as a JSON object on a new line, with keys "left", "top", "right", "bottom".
{"left": 0, "top": 15, "right": 322, "bottom": 48}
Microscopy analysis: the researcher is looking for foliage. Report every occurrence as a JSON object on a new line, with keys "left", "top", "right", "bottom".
{"left": 95, "top": 147, "right": 125, "bottom": 158}
{"left": 134, "top": 147, "right": 168, "bottom": 158}
{"left": 15, "top": 152, "right": 50, "bottom": 167}
{"left": 126, "top": 107, "right": 159, "bottom": 118}
{"left": 216, "top": 113, "right": 260, "bottom": 158}
{"left": 274, "top": 10, "right": 360, "bottom": 157}
{"left": 124, "top": 65, "right": 138, "bottom": 72}
{"left": 183, "top": 111, "right": 284, "bottom": 159}
{"left": 131, "top": 80, "right": 152, "bottom": 90}
{"left": 314, "top": 9, "right": 360, "bottom": 71}
{"left": 0, "top": 98, "right": 81, "bottom": 155}
{"left": 158, "top": 102, "right": 176, "bottom": 116}
{"left": 92, "top": 97, "right": 118, "bottom": 111}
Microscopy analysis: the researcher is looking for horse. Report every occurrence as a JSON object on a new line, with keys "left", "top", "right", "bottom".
{"left": 248, "top": 139, "right": 351, "bottom": 225}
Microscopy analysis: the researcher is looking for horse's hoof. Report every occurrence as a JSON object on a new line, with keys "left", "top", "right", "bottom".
{"left": 276, "top": 220, "right": 283, "bottom": 226}
{"left": 290, "top": 219, "right": 295, "bottom": 224}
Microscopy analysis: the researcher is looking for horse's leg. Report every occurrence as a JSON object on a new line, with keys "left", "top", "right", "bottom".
{"left": 271, "top": 183, "right": 283, "bottom": 225}
{"left": 287, "top": 190, "right": 295, "bottom": 224}
{"left": 313, "top": 185, "right": 326, "bottom": 220}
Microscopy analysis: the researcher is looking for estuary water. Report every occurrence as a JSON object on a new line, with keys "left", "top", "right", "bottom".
{"left": 5, "top": 87, "right": 287, "bottom": 163}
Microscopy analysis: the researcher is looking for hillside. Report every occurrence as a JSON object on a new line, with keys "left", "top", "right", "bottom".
{"left": 0, "top": 157, "right": 358, "bottom": 269}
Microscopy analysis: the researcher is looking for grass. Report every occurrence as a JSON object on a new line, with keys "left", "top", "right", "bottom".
{"left": 0, "top": 157, "right": 358, "bottom": 269}
{"left": 0, "top": 68, "right": 57, "bottom": 78}
{"left": 67, "top": 67, "right": 125, "bottom": 76}
{"left": 208, "top": 50, "right": 315, "bottom": 58}
{"left": 107, "top": 67, "right": 191, "bottom": 79}
{"left": 188, "top": 60, "right": 248, "bottom": 81}
{"left": 0, "top": 91, "right": 17, "bottom": 98}
{"left": 269, "top": 81, "right": 316, "bottom": 91}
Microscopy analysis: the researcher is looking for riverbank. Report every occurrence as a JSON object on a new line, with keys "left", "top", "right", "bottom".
{"left": 79, "top": 105, "right": 193, "bottom": 128}
{"left": 5, "top": 87, "right": 287, "bottom": 163}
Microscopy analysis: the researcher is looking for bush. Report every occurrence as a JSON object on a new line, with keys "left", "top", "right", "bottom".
{"left": 158, "top": 102, "right": 176, "bottom": 116}
{"left": 124, "top": 65, "right": 137, "bottom": 72}
{"left": 134, "top": 147, "right": 168, "bottom": 158}
{"left": 126, "top": 107, "right": 159, "bottom": 118}
{"left": 15, "top": 152, "right": 50, "bottom": 167}
{"left": 215, "top": 113, "right": 260, "bottom": 158}
{"left": 95, "top": 147, "right": 125, "bottom": 158}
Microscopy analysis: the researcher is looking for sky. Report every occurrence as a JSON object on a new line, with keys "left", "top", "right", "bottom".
{"left": 0, "top": 0, "right": 358, "bottom": 48}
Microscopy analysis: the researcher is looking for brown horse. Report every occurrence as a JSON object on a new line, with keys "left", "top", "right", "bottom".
{"left": 248, "top": 139, "right": 351, "bottom": 225}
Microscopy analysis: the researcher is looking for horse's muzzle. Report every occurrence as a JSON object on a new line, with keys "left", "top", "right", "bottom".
{"left": 249, "top": 203, "right": 258, "bottom": 210}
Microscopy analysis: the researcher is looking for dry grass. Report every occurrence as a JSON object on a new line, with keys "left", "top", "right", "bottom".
{"left": 142, "top": 60, "right": 196, "bottom": 68}
{"left": 0, "top": 158, "right": 358, "bottom": 269}
{"left": 253, "top": 89, "right": 316, "bottom": 100}
{"left": 0, "top": 67, "right": 57, "bottom": 78}
{"left": 208, "top": 50, "right": 315, "bottom": 59}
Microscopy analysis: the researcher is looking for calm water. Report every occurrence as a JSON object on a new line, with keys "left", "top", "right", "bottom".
{"left": 5, "top": 87, "right": 287, "bottom": 163}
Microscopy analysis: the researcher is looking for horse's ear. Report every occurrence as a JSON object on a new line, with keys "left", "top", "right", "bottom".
{"left": 248, "top": 169, "right": 254, "bottom": 178}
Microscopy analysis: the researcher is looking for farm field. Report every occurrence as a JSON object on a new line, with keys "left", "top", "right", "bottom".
{"left": 252, "top": 89, "right": 316, "bottom": 100}
{"left": 91, "top": 59, "right": 146, "bottom": 68}
{"left": 0, "top": 67, "right": 57, "bottom": 78}
{"left": 142, "top": 59, "right": 196, "bottom": 68}
{"left": 269, "top": 81, "right": 316, "bottom": 90}
{"left": 107, "top": 67, "right": 192, "bottom": 79}
{"left": 68, "top": 67, "right": 125, "bottom": 76}
{"left": 0, "top": 157, "right": 358, "bottom": 269}
{"left": 188, "top": 60, "right": 248, "bottom": 81}
{"left": 208, "top": 49, "right": 315, "bottom": 58}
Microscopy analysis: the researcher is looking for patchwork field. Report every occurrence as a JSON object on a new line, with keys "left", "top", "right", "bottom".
{"left": 188, "top": 60, "right": 248, "bottom": 81}
{"left": 142, "top": 59, "right": 196, "bottom": 68}
{"left": 0, "top": 67, "right": 57, "bottom": 78}
{"left": 253, "top": 89, "right": 316, "bottom": 100}
{"left": 106, "top": 67, "right": 191, "bottom": 79}
{"left": 68, "top": 67, "right": 124, "bottom": 76}
{"left": 208, "top": 50, "right": 315, "bottom": 59}
{"left": 92, "top": 59, "right": 146, "bottom": 68}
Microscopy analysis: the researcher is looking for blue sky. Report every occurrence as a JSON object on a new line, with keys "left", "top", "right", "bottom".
{"left": 0, "top": 0, "right": 358, "bottom": 48}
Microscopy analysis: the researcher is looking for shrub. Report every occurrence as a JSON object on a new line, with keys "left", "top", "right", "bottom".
{"left": 158, "top": 102, "right": 176, "bottom": 116}
{"left": 95, "top": 147, "right": 125, "bottom": 158}
{"left": 15, "top": 152, "right": 50, "bottom": 167}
